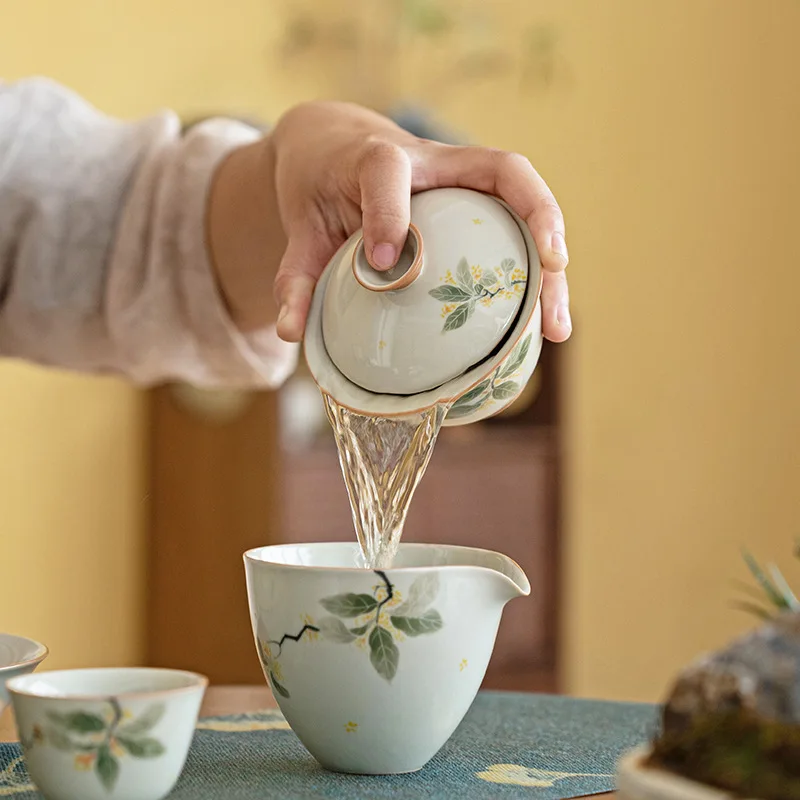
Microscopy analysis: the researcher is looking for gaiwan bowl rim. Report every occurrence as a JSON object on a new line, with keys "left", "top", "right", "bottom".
{"left": 303, "top": 192, "right": 543, "bottom": 419}
{"left": 7, "top": 666, "right": 208, "bottom": 702}
{"left": 0, "top": 633, "right": 48, "bottom": 674}
{"left": 244, "top": 541, "right": 531, "bottom": 595}
{"left": 616, "top": 745, "right": 756, "bottom": 800}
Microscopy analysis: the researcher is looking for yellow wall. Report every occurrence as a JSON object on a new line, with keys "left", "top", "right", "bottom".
{"left": 555, "top": 0, "right": 800, "bottom": 703}
{"left": 0, "top": 365, "right": 144, "bottom": 668}
{"left": 3, "top": 0, "right": 799, "bottom": 698}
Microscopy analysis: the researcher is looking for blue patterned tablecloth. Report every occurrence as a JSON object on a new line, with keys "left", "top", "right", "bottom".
{"left": 1, "top": 691, "right": 658, "bottom": 799}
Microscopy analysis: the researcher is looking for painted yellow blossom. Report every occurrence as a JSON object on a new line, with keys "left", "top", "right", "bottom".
{"left": 373, "top": 585, "right": 403, "bottom": 607}
{"left": 110, "top": 738, "right": 125, "bottom": 758}
{"left": 460, "top": 658, "right": 468, "bottom": 671}
{"left": 344, "top": 721, "right": 358, "bottom": 733}
{"left": 74, "top": 753, "right": 96, "bottom": 771}
{"left": 301, "top": 614, "right": 319, "bottom": 641}
{"left": 271, "top": 660, "right": 285, "bottom": 683}
{"left": 444, "top": 269, "right": 456, "bottom": 285}
{"left": 378, "top": 340, "right": 387, "bottom": 350}
{"left": 472, "top": 218, "right": 483, "bottom": 224}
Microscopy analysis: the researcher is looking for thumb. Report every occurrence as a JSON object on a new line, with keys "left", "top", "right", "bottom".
{"left": 358, "top": 142, "right": 412, "bottom": 270}
{"left": 274, "top": 234, "right": 332, "bottom": 343}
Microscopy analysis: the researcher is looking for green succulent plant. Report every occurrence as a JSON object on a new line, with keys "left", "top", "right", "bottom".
{"left": 733, "top": 541, "right": 800, "bottom": 619}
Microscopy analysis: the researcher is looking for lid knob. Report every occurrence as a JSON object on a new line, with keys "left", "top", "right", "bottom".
{"left": 352, "top": 224, "right": 424, "bottom": 293}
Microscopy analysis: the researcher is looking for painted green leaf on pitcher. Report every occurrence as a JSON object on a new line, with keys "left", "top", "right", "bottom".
{"left": 369, "top": 626, "right": 400, "bottom": 681}
{"left": 390, "top": 609, "right": 444, "bottom": 636}
{"left": 318, "top": 571, "right": 443, "bottom": 684}
{"left": 269, "top": 671, "right": 290, "bottom": 699}
{"left": 320, "top": 593, "right": 378, "bottom": 617}
{"left": 256, "top": 572, "right": 445, "bottom": 695}
{"left": 317, "top": 616, "right": 357, "bottom": 643}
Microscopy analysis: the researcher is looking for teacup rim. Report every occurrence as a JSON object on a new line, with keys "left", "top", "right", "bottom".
{"left": 0, "top": 633, "right": 48, "bottom": 674}
{"left": 7, "top": 666, "right": 208, "bottom": 701}
{"left": 244, "top": 541, "right": 528, "bottom": 581}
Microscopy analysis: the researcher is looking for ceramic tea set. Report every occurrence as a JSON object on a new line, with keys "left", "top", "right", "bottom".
{"left": 2, "top": 188, "right": 546, "bottom": 795}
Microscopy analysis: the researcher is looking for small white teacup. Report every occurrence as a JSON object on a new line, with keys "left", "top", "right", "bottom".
{"left": 8, "top": 668, "right": 207, "bottom": 800}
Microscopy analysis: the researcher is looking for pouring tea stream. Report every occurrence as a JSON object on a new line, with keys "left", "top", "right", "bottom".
{"left": 304, "top": 188, "right": 545, "bottom": 568}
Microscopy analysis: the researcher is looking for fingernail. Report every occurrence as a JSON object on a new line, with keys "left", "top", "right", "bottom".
{"left": 556, "top": 303, "right": 572, "bottom": 330}
{"left": 372, "top": 243, "right": 397, "bottom": 269}
{"left": 277, "top": 305, "right": 289, "bottom": 325}
{"left": 551, "top": 232, "right": 569, "bottom": 263}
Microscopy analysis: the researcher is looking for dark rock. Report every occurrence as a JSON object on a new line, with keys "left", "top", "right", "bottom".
{"left": 650, "top": 611, "right": 800, "bottom": 799}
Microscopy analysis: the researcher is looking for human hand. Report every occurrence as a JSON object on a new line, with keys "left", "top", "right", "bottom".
{"left": 209, "top": 101, "right": 570, "bottom": 344}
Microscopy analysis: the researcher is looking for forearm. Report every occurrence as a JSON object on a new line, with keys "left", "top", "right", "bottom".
{"left": 206, "top": 136, "right": 286, "bottom": 332}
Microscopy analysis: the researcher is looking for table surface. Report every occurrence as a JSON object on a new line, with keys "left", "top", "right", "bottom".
{"left": 1, "top": 685, "right": 615, "bottom": 798}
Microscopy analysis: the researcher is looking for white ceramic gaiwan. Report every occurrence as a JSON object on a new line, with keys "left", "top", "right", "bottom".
{"left": 244, "top": 542, "right": 530, "bottom": 774}
{"left": 0, "top": 633, "right": 48, "bottom": 713}
{"left": 8, "top": 667, "right": 207, "bottom": 800}
{"left": 305, "top": 188, "right": 544, "bottom": 424}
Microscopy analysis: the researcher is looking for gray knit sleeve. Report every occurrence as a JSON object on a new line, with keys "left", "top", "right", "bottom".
{"left": 0, "top": 78, "right": 298, "bottom": 387}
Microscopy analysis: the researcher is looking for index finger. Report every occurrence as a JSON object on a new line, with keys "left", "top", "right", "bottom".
{"left": 413, "top": 143, "right": 568, "bottom": 273}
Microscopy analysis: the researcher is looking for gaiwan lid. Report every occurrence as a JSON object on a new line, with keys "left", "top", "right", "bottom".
{"left": 321, "top": 188, "right": 530, "bottom": 396}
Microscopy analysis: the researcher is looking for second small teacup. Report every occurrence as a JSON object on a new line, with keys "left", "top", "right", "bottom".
{"left": 8, "top": 667, "right": 207, "bottom": 800}
{"left": 0, "top": 633, "right": 48, "bottom": 714}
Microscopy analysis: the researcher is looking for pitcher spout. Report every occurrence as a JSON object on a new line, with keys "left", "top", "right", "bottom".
{"left": 477, "top": 550, "right": 531, "bottom": 605}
